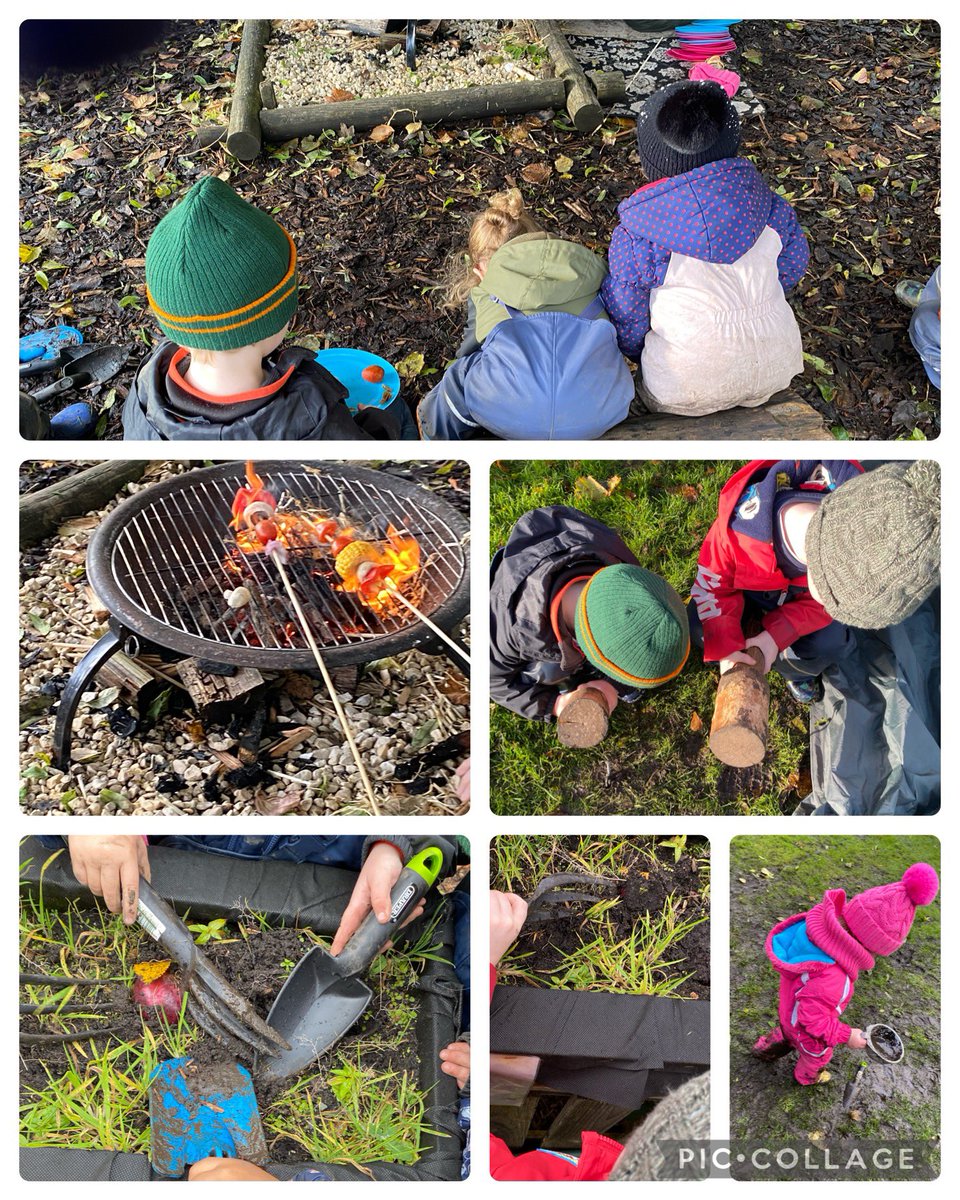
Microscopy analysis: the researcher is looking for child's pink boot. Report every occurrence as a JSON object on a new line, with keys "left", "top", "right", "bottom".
{"left": 752, "top": 1027, "right": 791, "bottom": 1061}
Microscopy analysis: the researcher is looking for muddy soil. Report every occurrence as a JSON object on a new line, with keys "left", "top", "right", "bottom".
{"left": 495, "top": 836, "right": 709, "bottom": 999}
{"left": 20, "top": 908, "right": 422, "bottom": 1165}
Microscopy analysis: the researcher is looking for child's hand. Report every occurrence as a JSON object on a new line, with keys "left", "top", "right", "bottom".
{"left": 330, "top": 842, "right": 425, "bottom": 956}
{"left": 719, "top": 651, "right": 756, "bottom": 675}
{"left": 744, "top": 630, "right": 779, "bottom": 674}
{"left": 553, "top": 681, "right": 618, "bottom": 717}
{"left": 454, "top": 757, "right": 471, "bottom": 805}
{"left": 490, "top": 890, "right": 528, "bottom": 966}
{"left": 67, "top": 836, "right": 150, "bottom": 926}
{"left": 440, "top": 1040, "right": 471, "bottom": 1088}
{"left": 847, "top": 1028, "right": 868, "bottom": 1049}
{"left": 188, "top": 1157, "right": 276, "bottom": 1181}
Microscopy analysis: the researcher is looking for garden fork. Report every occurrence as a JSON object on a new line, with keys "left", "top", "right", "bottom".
{"left": 524, "top": 872, "right": 620, "bottom": 924}
{"left": 137, "top": 879, "right": 290, "bottom": 1061}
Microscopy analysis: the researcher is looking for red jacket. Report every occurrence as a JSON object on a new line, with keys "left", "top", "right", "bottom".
{"left": 489, "top": 964, "right": 623, "bottom": 1180}
{"left": 691, "top": 459, "right": 863, "bottom": 661}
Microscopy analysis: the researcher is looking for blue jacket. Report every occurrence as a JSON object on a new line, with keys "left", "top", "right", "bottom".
{"left": 600, "top": 157, "right": 809, "bottom": 362}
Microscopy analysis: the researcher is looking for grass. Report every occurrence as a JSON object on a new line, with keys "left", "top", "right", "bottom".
{"left": 493, "top": 835, "right": 709, "bottom": 996}
{"left": 729, "top": 836, "right": 940, "bottom": 1176}
{"left": 489, "top": 459, "right": 810, "bottom": 816}
{"left": 20, "top": 855, "right": 440, "bottom": 1165}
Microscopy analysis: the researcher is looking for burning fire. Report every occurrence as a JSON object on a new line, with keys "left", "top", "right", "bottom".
{"left": 228, "top": 462, "right": 422, "bottom": 616}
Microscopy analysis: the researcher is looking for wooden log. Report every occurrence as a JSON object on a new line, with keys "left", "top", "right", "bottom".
{"left": 199, "top": 73, "right": 625, "bottom": 146}
{"left": 709, "top": 648, "right": 769, "bottom": 768}
{"left": 542, "top": 1096, "right": 633, "bottom": 1149}
{"left": 177, "top": 658, "right": 265, "bottom": 716}
{"left": 97, "top": 651, "right": 153, "bottom": 700}
{"left": 226, "top": 18, "right": 272, "bottom": 161}
{"left": 604, "top": 397, "right": 832, "bottom": 441}
{"left": 19, "top": 461, "right": 148, "bottom": 549}
{"left": 491, "top": 1096, "right": 540, "bottom": 1148}
{"left": 536, "top": 19, "right": 603, "bottom": 132}
{"left": 259, "top": 79, "right": 277, "bottom": 110}
{"left": 83, "top": 585, "right": 108, "bottom": 624}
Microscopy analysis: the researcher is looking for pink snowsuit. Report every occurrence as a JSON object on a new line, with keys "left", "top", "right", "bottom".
{"left": 760, "top": 889, "right": 875, "bottom": 1085}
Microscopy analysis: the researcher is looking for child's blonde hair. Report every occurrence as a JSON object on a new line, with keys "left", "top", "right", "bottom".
{"left": 442, "top": 188, "right": 542, "bottom": 309}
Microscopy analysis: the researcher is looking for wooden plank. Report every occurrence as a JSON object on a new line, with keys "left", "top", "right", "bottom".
{"left": 542, "top": 1096, "right": 634, "bottom": 1150}
{"left": 604, "top": 397, "right": 832, "bottom": 441}
{"left": 491, "top": 1096, "right": 539, "bottom": 1148}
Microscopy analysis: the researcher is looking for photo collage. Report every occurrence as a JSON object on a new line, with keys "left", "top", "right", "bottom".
{"left": 16, "top": 13, "right": 943, "bottom": 1191}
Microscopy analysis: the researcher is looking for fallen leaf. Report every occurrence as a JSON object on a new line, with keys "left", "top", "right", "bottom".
{"left": 326, "top": 87, "right": 356, "bottom": 102}
{"left": 369, "top": 123, "right": 394, "bottom": 143}
{"left": 851, "top": 67, "right": 871, "bottom": 85}
{"left": 554, "top": 154, "right": 574, "bottom": 174}
{"left": 395, "top": 351, "right": 425, "bottom": 379}
{"left": 255, "top": 788, "right": 304, "bottom": 816}
{"left": 520, "top": 161, "right": 552, "bottom": 185}
{"left": 574, "top": 475, "right": 613, "bottom": 502}
{"left": 133, "top": 960, "right": 171, "bottom": 983}
{"left": 689, "top": 712, "right": 703, "bottom": 731}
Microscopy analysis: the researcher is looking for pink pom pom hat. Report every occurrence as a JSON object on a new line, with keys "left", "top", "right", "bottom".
{"left": 843, "top": 862, "right": 939, "bottom": 956}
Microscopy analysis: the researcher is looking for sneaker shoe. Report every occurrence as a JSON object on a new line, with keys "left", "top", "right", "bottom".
{"left": 895, "top": 278, "right": 924, "bottom": 309}
{"left": 786, "top": 677, "right": 823, "bottom": 705}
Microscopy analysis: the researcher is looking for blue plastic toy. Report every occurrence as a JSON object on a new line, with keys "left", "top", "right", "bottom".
{"left": 19, "top": 325, "right": 83, "bottom": 364}
{"left": 149, "top": 1058, "right": 269, "bottom": 1178}
{"left": 49, "top": 402, "right": 95, "bottom": 439}
{"left": 314, "top": 348, "right": 401, "bottom": 414}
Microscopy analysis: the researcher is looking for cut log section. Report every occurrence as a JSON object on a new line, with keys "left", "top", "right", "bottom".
{"left": 536, "top": 19, "right": 604, "bottom": 132}
{"left": 226, "top": 19, "right": 272, "bottom": 161}
{"left": 19, "top": 461, "right": 148, "bottom": 549}
{"left": 177, "top": 658, "right": 265, "bottom": 716}
{"left": 197, "top": 72, "right": 625, "bottom": 146}
{"left": 709, "top": 648, "right": 770, "bottom": 767}
{"left": 97, "top": 651, "right": 154, "bottom": 700}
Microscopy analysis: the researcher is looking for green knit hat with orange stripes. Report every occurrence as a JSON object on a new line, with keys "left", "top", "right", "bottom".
{"left": 574, "top": 564, "right": 690, "bottom": 688}
{"left": 145, "top": 176, "right": 298, "bottom": 351}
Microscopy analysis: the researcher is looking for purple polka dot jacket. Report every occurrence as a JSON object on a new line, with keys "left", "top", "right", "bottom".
{"left": 600, "top": 157, "right": 810, "bottom": 414}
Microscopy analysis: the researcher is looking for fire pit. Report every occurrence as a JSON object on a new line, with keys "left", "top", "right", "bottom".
{"left": 53, "top": 461, "right": 469, "bottom": 768}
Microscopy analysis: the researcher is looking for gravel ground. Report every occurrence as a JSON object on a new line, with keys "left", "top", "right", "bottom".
{"left": 265, "top": 19, "right": 544, "bottom": 106}
{"left": 20, "top": 462, "right": 469, "bottom": 818}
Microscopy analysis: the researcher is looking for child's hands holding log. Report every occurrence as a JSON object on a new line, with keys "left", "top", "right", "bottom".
{"left": 553, "top": 680, "right": 619, "bottom": 716}
{"left": 720, "top": 631, "right": 778, "bottom": 675}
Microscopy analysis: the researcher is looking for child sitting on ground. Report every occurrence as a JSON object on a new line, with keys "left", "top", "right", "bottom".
{"left": 753, "top": 862, "right": 938, "bottom": 1085}
{"left": 417, "top": 190, "right": 633, "bottom": 440}
{"left": 490, "top": 505, "right": 689, "bottom": 746}
{"left": 689, "top": 459, "right": 863, "bottom": 704}
{"left": 123, "top": 176, "right": 409, "bottom": 440}
{"left": 601, "top": 80, "right": 809, "bottom": 416}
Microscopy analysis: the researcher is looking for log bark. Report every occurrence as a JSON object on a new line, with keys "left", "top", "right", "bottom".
{"left": 543, "top": 1096, "right": 634, "bottom": 1149}
{"left": 709, "top": 649, "right": 770, "bottom": 767}
{"left": 604, "top": 397, "right": 832, "bottom": 441}
{"left": 259, "top": 79, "right": 277, "bottom": 110}
{"left": 198, "top": 73, "right": 625, "bottom": 146}
{"left": 536, "top": 19, "right": 603, "bottom": 132}
{"left": 226, "top": 18, "right": 272, "bottom": 161}
{"left": 177, "top": 659, "right": 265, "bottom": 715}
{"left": 19, "top": 461, "right": 148, "bottom": 549}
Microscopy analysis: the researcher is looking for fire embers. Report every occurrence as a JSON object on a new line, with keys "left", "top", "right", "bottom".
{"left": 227, "top": 461, "right": 422, "bottom": 620}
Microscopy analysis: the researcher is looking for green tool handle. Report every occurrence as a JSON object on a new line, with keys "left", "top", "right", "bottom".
{"left": 334, "top": 846, "right": 444, "bottom": 977}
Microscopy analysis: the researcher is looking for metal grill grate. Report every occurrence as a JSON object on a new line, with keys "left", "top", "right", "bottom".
{"left": 87, "top": 462, "right": 469, "bottom": 669}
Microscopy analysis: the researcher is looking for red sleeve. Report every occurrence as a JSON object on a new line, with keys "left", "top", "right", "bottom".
{"left": 761, "top": 592, "right": 833, "bottom": 650}
{"left": 692, "top": 519, "right": 747, "bottom": 661}
{"left": 490, "top": 1133, "right": 623, "bottom": 1181}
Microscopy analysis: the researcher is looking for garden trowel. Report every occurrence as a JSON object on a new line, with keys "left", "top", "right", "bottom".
{"left": 254, "top": 846, "right": 444, "bottom": 1082}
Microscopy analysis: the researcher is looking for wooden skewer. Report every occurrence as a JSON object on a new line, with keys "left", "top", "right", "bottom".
{"left": 377, "top": 578, "right": 470, "bottom": 666}
{"left": 269, "top": 552, "right": 382, "bottom": 816}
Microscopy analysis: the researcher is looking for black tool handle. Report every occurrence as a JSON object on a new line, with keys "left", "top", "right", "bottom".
{"left": 32, "top": 375, "right": 79, "bottom": 402}
{"left": 333, "top": 846, "right": 443, "bottom": 978}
